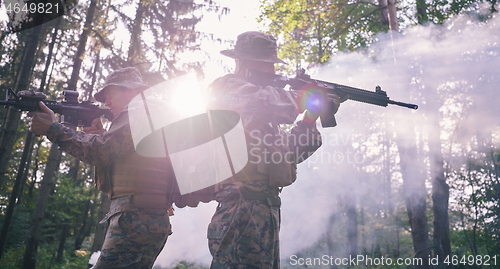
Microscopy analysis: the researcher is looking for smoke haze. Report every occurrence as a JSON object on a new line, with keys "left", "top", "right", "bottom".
{"left": 154, "top": 7, "right": 500, "bottom": 268}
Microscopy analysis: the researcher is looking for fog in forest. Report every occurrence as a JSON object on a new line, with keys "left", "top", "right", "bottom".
{"left": 155, "top": 9, "right": 500, "bottom": 268}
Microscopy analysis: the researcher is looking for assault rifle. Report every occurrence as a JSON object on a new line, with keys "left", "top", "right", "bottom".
{"left": 247, "top": 69, "right": 418, "bottom": 127}
{"left": 0, "top": 88, "right": 113, "bottom": 127}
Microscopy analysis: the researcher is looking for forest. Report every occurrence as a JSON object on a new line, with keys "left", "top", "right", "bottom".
{"left": 0, "top": 0, "right": 499, "bottom": 268}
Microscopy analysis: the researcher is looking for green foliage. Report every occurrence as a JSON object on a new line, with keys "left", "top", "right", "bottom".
{"left": 0, "top": 245, "right": 91, "bottom": 269}
{"left": 1, "top": 0, "right": 229, "bottom": 265}
{"left": 0, "top": 204, "right": 31, "bottom": 250}
{"left": 0, "top": 246, "right": 24, "bottom": 269}
{"left": 95, "top": 0, "right": 228, "bottom": 79}
{"left": 0, "top": 169, "right": 97, "bottom": 266}
{"left": 166, "top": 260, "right": 209, "bottom": 269}
{"left": 417, "top": 0, "right": 498, "bottom": 25}
{"left": 259, "top": 0, "right": 389, "bottom": 69}
{"left": 448, "top": 148, "right": 500, "bottom": 257}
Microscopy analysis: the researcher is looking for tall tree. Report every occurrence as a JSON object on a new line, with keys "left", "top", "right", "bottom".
{"left": 101, "top": 0, "right": 226, "bottom": 77}
{"left": 395, "top": 129, "right": 431, "bottom": 267}
{"left": 67, "top": 0, "right": 98, "bottom": 91}
{"left": 91, "top": 191, "right": 110, "bottom": 253}
{"left": 22, "top": 143, "right": 62, "bottom": 268}
{"left": 0, "top": 24, "right": 48, "bottom": 189}
{"left": 127, "top": 0, "right": 147, "bottom": 67}
{"left": 427, "top": 108, "right": 452, "bottom": 265}
{"left": 386, "top": 3, "right": 432, "bottom": 266}
{"left": 22, "top": 1, "right": 99, "bottom": 266}
{"left": 386, "top": 0, "right": 398, "bottom": 30}
{"left": 0, "top": 131, "right": 36, "bottom": 259}
{"left": 0, "top": 13, "right": 52, "bottom": 257}
{"left": 260, "top": 0, "right": 389, "bottom": 68}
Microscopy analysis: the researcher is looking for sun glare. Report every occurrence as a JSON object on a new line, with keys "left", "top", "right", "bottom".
{"left": 150, "top": 74, "right": 207, "bottom": 119}
{"left": 169, "top": 80, "right": 207, "bottom": 117}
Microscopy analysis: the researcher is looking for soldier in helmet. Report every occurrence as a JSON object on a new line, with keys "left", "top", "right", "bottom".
{"left": 205, "top": 31, "right": 344, "bottom": 268}
{"left": 29, "top": 67, "right": 174, "bottom": 268}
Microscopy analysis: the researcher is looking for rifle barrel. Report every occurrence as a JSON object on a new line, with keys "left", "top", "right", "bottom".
{"left": 387, "top": 100, "right": 418, "bottom": 110}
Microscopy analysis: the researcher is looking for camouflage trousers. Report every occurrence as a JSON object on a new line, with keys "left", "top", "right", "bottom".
{"left": 94, "top": 208, "right": 171, "bottom": 268}
{"left": 207, "top": 197, "right": 281, "bottom": 269}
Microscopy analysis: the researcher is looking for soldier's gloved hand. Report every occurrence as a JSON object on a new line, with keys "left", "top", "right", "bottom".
{"left": 326, "top": 92, "right": 346, "bottom": 115}
{"left": 83, "top": 118, "right": 105, "bottom": 135}
{"left": 294, "top": 82, "right": 322, "bottom": 114}
{"left": 28, "top": 101, "right": 57, "bottom": 136}
{"left": 303, "top": 92, "right": 347, "bottom": 124}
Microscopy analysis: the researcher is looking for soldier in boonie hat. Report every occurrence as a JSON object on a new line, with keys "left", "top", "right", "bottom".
{"left": 220, "top": 31, "right": 286, "bottom": 64}
{"left": 201, "top": 31, "right": 337, "bottom": 269}
{"left": 28, "top": 65, "right": 176, "bottom": 269}
{"left": 94, "top": 67, "right": 149, "bottom": 103}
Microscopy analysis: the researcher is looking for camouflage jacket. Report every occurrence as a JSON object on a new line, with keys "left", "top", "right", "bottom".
{"left": 208, "top": 74, "right": 322, "bottom": 200}
{"left": 46, "top": 110, "right": 174, "bottom": 203}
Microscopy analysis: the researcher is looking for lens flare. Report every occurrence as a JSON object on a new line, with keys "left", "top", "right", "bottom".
{"left": 294, "top": 83, "right": 328, "bottom": 116}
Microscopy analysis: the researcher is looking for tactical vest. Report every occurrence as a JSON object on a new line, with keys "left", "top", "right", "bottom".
{"left": 238, "top": 122, "right": 297, "bottom": 187}
{"left": 94, "top": 111, "right": 175, "bottom": 209}
{"left": 111, "top": 151, "right": 174, "bottom": 208}
{"left": 173, "top": 123, "right": 297, "bottom": 209}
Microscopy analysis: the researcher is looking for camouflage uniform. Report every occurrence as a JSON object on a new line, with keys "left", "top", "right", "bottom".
{"left": 206, "top": 73, "right": 322, "bottom": 269}
{"left": 95, "top": 197, "right": 170, "bottom": 268}
{"left": 46, "top": 68, "right": 174, "bottom": 269}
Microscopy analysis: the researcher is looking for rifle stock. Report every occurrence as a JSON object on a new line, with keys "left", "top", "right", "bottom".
{"left": 0, "top": 88, "right": 113, "bottom": 127}
{"left": 247, "top": 69, "right": 418, "bottom": 127}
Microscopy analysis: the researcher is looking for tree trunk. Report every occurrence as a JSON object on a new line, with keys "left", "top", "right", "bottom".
{"left": 344, "top": 195, "right": 358, "bottom": 257}
{"left": 39, "top": 17, "right": 62, "bottom": 93}
{"left": 28, "top": 139, "right": 43, "bottom": 200}
{"left": 47, "top": 0, "right": 97, "bottom": 259}
{"left": 397, "top": 135, "right": 431, "bottom": 267}
{"left": 417, "top": 1, "right": 448, "bottom": 264}
{"left": 0, "top": 22, "right": 43, "bottom": 188}
{"left": 0, "top": 13, "right": 52, "bottom": 260}
{"left": 92, "top": 191, "right": 110, "bottom": 252}
{"left": 325, "top": 211, "right": 340, "bottom": 269}
{"left": 383, "top": 129, "right": 394, "bottom": 213}
{"left": 127, "top": 0, "right": 146, "bottom": 68}
{"left": 17, "top": 17, "right": 62, "bottom": 206}
{"left": 74, "top": 194, "right": 92, "bottom": 250}
{"left": 56, "top": 218, "right": 69, "bottom": 263}
{"left": 22, "top": 1, "right": 98, "bottom": 264}
{"left": 67, "top": 0, "right": 98, "bottom": 91}
{"left": 378, "top": 0, "right": 389, "bottom": 25}
{"left": 0, "top": 31, "right": 7, "bottom": 61}
{"left": 316, "top": 14, "right": 324, "bottom": 64}
{"left": 415, "top": 0, "right": 429, "bottom": 24}
{"left": 87, "top": 52, "right": 101, "bottom": 100}
{"left": 16, "top": 134, "right": 37, "bottom": 205}
{"left": 387, "top": 0, "right": 398, "bottom": 31}
{"left": 68, "top": 159, "right": 81, "bottom": 183}
{"left": 0, "top": 131, "right": 36, "bottom": 258}
{"left": 428, "top": 113, "right": 451, "bottom": 266}
{"left": 385, "top": 2, "right": 431, "bottom": 266}
{"left": 22, "top": 143, "right": 62, "bottom": 268}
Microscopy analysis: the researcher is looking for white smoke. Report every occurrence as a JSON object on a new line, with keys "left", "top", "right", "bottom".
{"left": 156, "top": 203, "right": 216, "bottom": 267}
{"left": 88, "top": 251, "right": 100, "bottom": 268}
{"left": 280, "top": 6, "right": 500, "bottom": 264}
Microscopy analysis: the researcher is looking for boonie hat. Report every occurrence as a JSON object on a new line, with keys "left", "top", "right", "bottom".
{"left": 94, "top": 67, "right": 149, "bottom": 102}
{"left": 220, "top": 31, "right": 286, "bottom": 64}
